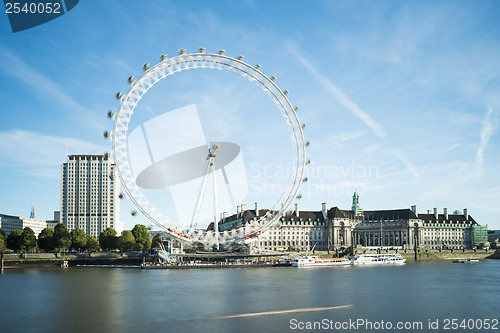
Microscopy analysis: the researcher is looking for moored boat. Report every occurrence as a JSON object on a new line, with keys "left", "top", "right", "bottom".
{"left": 292, "top": 256, "right": 351, "bottom": 267}
{"left": 452, "top": 258, "right": 480, "bottom": 263}
{"left": 351, "top": 253, "right": 406, "bottom": 265}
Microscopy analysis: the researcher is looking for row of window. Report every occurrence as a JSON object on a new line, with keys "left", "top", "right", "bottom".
{"left": 279, "top": 220, "right": 326, "bottom": 226}
{"left": 63, "top": 182, "right": 112, "bottom": 185}
{"left": 261, "top": 235, "right": 325, "bottom": 240}
{"left": 260, "top": 241, "right": 327, "bottom": 247}
{"left": 268, "top": 227, "right": 323, "bottom": 232}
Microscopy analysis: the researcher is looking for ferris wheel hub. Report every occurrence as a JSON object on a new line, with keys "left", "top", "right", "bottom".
{"left": 208, "top": 143, "right": 220, "bottom": 158}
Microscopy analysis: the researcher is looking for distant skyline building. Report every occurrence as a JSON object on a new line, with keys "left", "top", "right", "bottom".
{"left": 488, "top": 230, "right": 500, "bottom": 248}
{"left": 60, "top": 154, "right": 121, "bottom": 236}
{"left": 30, "top": 203, "right": 36, "bottom": 219}
{"left": 46, "top": 211, "right": 60, "bottom": 229}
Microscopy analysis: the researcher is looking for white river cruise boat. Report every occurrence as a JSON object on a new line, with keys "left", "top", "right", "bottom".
{"left": 351, "top": 253, "right": 406, "bottom": 265}
{"left": 292, "top": 256, "right": 352, "bottom": 267}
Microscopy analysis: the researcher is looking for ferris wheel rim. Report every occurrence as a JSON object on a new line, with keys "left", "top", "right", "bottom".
{"left": 111, "top": 50, "right": 306, "bottom": 245}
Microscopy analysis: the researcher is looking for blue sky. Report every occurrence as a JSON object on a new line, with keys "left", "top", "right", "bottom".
{"left": 0, "top": 0, "right": 499, "bottom": 231}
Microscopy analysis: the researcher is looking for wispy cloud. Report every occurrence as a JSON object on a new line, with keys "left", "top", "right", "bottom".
{"left": 0, "top": 129, "right": 106, "bottom": 178}
{"left": 476, "top": 108, "right": 498, "bottom": 171}
{"left": 327, "top": 131, "right": 365, "bottom": 146}
{"left": 289, "top": 45, "right": 387, "bottom": 138}
{"left": 82, "top": 53, "right": 136, "bottom": 78}
{"left": 0, "top": 47, "right": 84, "bottom": 112}
{"left": 0, "top": 46, "right": 104, "bottom": 130}
{"left": 390, "top": 150, "right": 419, "bottom": 180}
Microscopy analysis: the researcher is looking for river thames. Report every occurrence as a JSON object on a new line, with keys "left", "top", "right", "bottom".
{"left": 1, "top": 260, "right": 499, "bottom": 333}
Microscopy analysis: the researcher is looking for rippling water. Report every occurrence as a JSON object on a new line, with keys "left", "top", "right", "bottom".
{"left": 1, "top": 260, "right": 499, "bottom": 333}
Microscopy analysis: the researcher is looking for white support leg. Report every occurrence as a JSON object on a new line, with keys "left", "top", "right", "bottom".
{"left": 212, "top": 159, "right": 219, "bottom": 250}
{"left": 189, "top": 159, "right": 211, "bottom": 231}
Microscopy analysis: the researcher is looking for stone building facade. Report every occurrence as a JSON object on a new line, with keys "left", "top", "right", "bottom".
{"left": 218, "top": 192, "right": 478, "bottom": 252}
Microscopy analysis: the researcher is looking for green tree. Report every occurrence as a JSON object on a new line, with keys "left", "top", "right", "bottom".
{"left": 151, "top": 233, "right": 163, "bottom": 249}
{"left": 70, "top": 228, "right": 87, "bottom": 252}
{"left": 118, "top": 230, "right": 135, "bottom": 252}
{"left": 0, "top": 233, "right": 6, "bottom": 252}
{"left": 131, "top": 224, "right": 151, "bottom": 251}
{"left": 53, "top": 223, "right": 71, "bottom": 251}
{"left": 0, "top": 228, "right": 6, "bottom": 252}
{"left": 21, "top": 227, "right": 37, "bottom": 252}
{"left": 7, "top": 229, "right": 23, "bottom": 252}
{"left": 85, "top": 235, "right": 100, "bottom": 252}
{"left": 99, "top": 227, "right": 118, "bottom": 251}
{"left": 38, "top": 228, "right": 55, "bottom": 252}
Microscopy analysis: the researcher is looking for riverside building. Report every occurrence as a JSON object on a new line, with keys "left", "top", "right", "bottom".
{"left": 0, "top": 214, "right": 48, "bottom": 236}
{"left": 217, "top": 192, "right": 479, "bottom": 252}
{"left": 218, "top": 203, "right": 327, "bottom": 252}
{"left": 60, "top": 154, "right": 122, "bottom": 236}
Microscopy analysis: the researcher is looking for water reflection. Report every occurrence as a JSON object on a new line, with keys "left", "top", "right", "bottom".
{"left": 0, "top": 261, "right": 499, "bottom": 333}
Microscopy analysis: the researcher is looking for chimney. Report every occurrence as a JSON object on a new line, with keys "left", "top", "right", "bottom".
{"left": 237, "top": 205, "right": 241, "bottom": 217}
{"left": 295, "top": 203, "right": 299, "bottom": 217}
{"left": 464, "top": 208, "right": 468, "bottom": 221}
{"left": 444, "top": 208, "right": 448, "bottom": 220}
{"left": 427, "top": 210, "right": 431, "bottom": 214}
{"left": 241, "top": 204, "right": 246, "bottom": 212}
{"left": 322, "top": 202, "right": 327, "bottom": 214}
{"left": 255, "top": 202, "right": 259, "bottom": 217}
{"left": 411, "top": 205, "right": 418, "bottom": 217}
{"left": 433, "top": 208, "right": 438, "bottom": 219}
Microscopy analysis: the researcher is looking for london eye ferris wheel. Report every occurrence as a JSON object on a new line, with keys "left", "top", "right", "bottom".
{"left": 105, "top": 48, "right": 307, "bottom": 249}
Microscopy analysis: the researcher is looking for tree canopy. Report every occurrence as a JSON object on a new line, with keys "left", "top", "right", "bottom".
{"left": 53, "top": 223, "right": 71, "bottom": 251}
{"left": 70, "top": 228, "right": 87, "bottom": 252}
{"left": 131, "top": 224, "right": 151, "bottom": 251}
{"left": 21, "top": 227, "right": 37, "bottom": 252}
{"left": 151, "top": 233, "right": 163, "bottom": 249}
{"left": 0, "top": 232, "right": 6, "bottom": 252}
{"left": 7, "top": 229, "right": 23, "bottom": 252}
{"left": 118, "top": 230, "right": 135, "bottom": 252}
{"left": 38, "top": 228, "right": 55, "bottom": 252}
{"left": 99, "top": 227, "right": 118, "bottom": 251}
{"left": 85, "top": 235, "right": 100, "bottom": 252}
